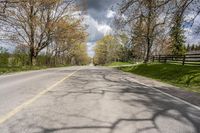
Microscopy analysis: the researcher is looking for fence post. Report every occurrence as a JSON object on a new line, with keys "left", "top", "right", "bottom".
{"left": 182, "top": 55, "right": 185, "bottom": 65}
{"left": 153, "top": 56, "right": 155, "bottom": 62}
{"left": 164, "top": 56, "right": 167, "bottom": 63}
{"left": 158, "top": 55, "right": 161, "bottom": 62}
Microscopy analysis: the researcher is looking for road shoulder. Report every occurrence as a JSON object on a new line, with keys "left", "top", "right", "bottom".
{"left": 116, "top": 68, "right": 200, "bottom": 107}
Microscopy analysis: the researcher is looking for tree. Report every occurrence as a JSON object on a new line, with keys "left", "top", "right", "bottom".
{"left": 191, "top": 44, "right": 195, "bottom": 51}
{"left": 0, "top": 0, "right": 21, "bottom": 16}
{"left": 0, "top": 46, "right": 9, "bottom": 66}
{"left": 169, "top": 0, "right": 194, "bottom": 55}
{"left": 12, "top": 44, "right": 29, "bottom": 66}
{"left": 116, "top": 0, "right": 200, "bottom": 62}
{"left": 0, "top": 0, "right": 78, "bottom": 65}
{"left": 186, "top": 44, "right": 190, "bottom": 52}
{"left": 50, "top": 17, "right": 88, "bottom": 65}
{"left": 130, "top": 17, "right": 147, "bottom": 60}
{"left": 94, "top": 37, "right": 108, "bottom": 65}
{"left": 94, "top": 35, "right": 126, "bottom": 65}
{"left": 170, "top": 16, "right": 186, "bottom": 55}
{"left": 70, "top": 43, "right": 89, "bottom": 65}
{"left": 118, "top": 0, "right": 172, "bottom": 63}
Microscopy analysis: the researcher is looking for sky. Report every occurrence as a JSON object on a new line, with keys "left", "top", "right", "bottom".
{"left": 85, "top": 0, "right": 120, "bottom": 57}
{"left": 185, "top": 15, "right": 200, "bottom": 45}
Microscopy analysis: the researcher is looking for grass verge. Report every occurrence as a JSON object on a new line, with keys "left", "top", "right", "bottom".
{"left": 105, "top": 62, "right": 134, "bottom": 67}
{"left": 0, "top": 65, "right": 70, "bottom": 75}
{"left": 0, "top": 66, "right": 48, "bottom": 75}
{"left": 118, "top": 63, "right": 200, "bottom": 93}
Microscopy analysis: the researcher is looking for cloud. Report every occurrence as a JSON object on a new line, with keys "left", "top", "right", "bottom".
{"left": 87, "top": 0, "right": 118, "bottom": 11}
{"left": 85, "top": 15, "right": 112, "bottom": 57}
{"left": 86, "top": 15, "right": 112, "bottom": 42}
{"left": 83, "top": 0, "right": 120, "bottom": 56}
{"left": 107, "top": 10, "right": 116, "bottom": 18}
{"left": 185, "top": 15, "right": 200, "bottom": 44}
{"left": 87, "top": 42, "right": 95, "bottom": 57}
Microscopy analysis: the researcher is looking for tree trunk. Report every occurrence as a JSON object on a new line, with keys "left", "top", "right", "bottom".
{"left": 30, "top": 48, "right": 34, "bottom": 66}
{"left": 144, "top": 38, "right": 151, "bottom": 63}
{"left": 32, "top": 56, "right": 37, "bottom": 66}
{"left": 144, "top": 0, "right": 153, "bottom": 64}
{"left": 144, "top": 48, "right": 150, "bottom": 63}
{"left": 30, "top": 47, "right": 37, "bottom": 66}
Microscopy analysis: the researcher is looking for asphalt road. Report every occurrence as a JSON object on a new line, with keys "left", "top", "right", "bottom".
{"left": 0, "top": 66, "right": 200, "bottom": 133}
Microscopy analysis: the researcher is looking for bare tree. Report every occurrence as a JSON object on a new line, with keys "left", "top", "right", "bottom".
{"left": 118, "top": 0, "right": 172, "bottom": 63}
{"left": 0, "top": 0, "right": 77, "bottom": 65}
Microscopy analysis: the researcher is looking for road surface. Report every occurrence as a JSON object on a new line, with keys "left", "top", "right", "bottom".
{"left": 0, "top": 66, "right": 199, "bottom": 133}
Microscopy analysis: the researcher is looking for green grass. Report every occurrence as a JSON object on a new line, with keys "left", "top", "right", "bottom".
{"left": 119, "top": 63, "right": 200, "bottom": 93}
{"left": 105, "top": 62, "right": 134, "bottom": 67}
{"left": 0, "top": 66, "right": 49, "bottom": 75}
{"left": 0, "top": 64, "right": 73, "bottom": 75}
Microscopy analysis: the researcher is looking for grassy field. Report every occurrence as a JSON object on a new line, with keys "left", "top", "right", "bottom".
{"left": 105, "top": 62, "right": 134, "bottom": 67}
{"left": 119, "top": 63, "right": 200, "bottom": 93}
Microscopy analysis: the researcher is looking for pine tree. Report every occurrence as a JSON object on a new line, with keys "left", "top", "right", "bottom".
{"left": 191, "top": 44, "right": 195, "bottom": 51}
{"left": 186, "top": 44, "right": 190, "bottom": 52}
{"left": 170, "top": 16, "right": 186, "bottom": 55}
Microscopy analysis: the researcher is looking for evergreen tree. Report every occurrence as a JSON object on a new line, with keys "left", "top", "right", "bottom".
{"left": 170, "top": 17, "right": 186, "bottom": 55}
{"left": 191, "top": 44, "right": 195, "bottom": 51}
{"left": 186, "top": 44, "right": 190, "bottom": 52}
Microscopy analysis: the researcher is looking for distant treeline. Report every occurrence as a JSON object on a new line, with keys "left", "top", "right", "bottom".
{"left": 187, "top": 44, "right": 200, "bottom": 52}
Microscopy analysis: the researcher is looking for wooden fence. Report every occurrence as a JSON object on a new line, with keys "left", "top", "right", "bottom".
{"left": 152, "top": 53, "right": 200, "bottom": 65}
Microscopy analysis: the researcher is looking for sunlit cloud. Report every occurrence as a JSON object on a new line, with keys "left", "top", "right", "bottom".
{"left": 106, "top": 10, "right": 116, "bottom": 18}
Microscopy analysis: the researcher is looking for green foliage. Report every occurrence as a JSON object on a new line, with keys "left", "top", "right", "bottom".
{"left": 0, "top": 46, "right": 71, "bottom": 74}
{"left": 170, "top": 18, "right": 186, "bottom": 55}
{"left": 105, "top": 62, "right": 134, "bottom": 67}
{"left": 94, "top": 35, "right": 130, "bottom": 65}
{"left": 11, "top": 46, "right": 29, "bottom": 66}
{"left": 120, "top": 63, "right": 200, "bottom": 93}
{"left": 94, "top": 36, "right": 111, "bottom": 65}
{"left": 131, "top": 18, "right": 147, "bottom": 60}
{"left": 71, "top": 43, "right": 90, "bottom": 65}
{"left": 0, "top": 66, "right": 48, "bottom": 75}
{"left": 0, "top": 47, "right": 9, "bottom": 67}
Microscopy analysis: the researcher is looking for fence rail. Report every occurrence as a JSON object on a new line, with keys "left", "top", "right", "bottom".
{"left": 152, "top": 53, "right": 200, "bottom": 65}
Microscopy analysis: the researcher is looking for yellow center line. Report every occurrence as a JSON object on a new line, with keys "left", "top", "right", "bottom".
{"left": 0, "top": 67, "right": 82, "bottom": 124}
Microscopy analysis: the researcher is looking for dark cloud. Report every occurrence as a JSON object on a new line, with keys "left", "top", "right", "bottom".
{"left": 87, "top": 0, "right": 117, "bottom": 11}
{"left": 77, "top": 0, "right": 120, "bottom": 56}
{"left": 87, "top": 0, "right": 119, "bottom": 22}
{"left": 88, "top": 0, "right": 107, "bottom": 11}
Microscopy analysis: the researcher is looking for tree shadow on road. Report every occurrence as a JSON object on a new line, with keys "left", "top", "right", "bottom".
{"left": 6, "top": 68, "right": 200, "bottom": 133}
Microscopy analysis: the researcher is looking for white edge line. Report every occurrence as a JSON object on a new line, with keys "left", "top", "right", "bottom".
{"left": 129, "top": 78, "right": 200, "bottom": 111}
{"left": 0, "top": 67, "right": 82, "bottom": 124}
{"left": 110, "top": 67, "right": 200, "bottom": 111}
